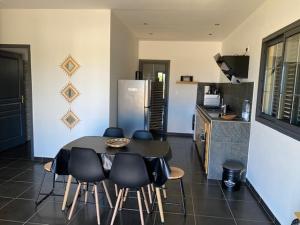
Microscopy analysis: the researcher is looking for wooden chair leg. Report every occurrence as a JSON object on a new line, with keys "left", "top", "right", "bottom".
{"left": 147, "top": 185, "right": 152, "bottom": 204}
{"left": 123, "top": 188, "right": 129, "bottom": 202}
{"left": 141, "top": 187, "right": 150, "bottom": 214}
{"left": 156, "top": 187, "right": 165, "bottom": 223}
{"left": 94, "top": 184, "right": 101, "bottom": 225}
{"left": 151, "top": 184, "right": 154, "bottom": 192}
{"left": 62, "top": 175, "right": 72, "bottom": 211}
{"left": 137, "top": 190, "right": 145, "bottom": 225}
{"left": 110, "top": 189, "right": 124, "bottom": 225}
{"left": 68, "top": 183, "right": 81, "bottom": 220}
{"left": 119, "top": 189, "right": 124, "bottom": 210}
{"left": 102, "top": 181, "right": 113, "bottom": 208}
{"left": 162, "top": 185, "right": 167, "bottom": 199}
{"left": 114, "top": 184, "right": 118, "bottom": 197}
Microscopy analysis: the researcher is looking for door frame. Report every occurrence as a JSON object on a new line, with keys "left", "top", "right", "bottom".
{"left": 139, "top": 59, "right": 170, "bottom": 136}
{"left": 0, "top": 44, "right": 34, "bottom": 158}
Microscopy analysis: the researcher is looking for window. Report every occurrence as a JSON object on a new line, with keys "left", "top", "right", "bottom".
{"left": 256, "top": 20, "right": 300, "bottom": 141}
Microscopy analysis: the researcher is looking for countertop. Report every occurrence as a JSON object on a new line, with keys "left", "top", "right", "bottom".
{"left": 196, "top": 105, "right": 250, "bottom": 123}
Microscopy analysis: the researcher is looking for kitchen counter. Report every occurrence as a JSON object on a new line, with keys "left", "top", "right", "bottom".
{"left": 196, "top": 105, "right": 250, "bottom": 122}
{"left": 194, "top": 105, "right": 250, "bottom": 180}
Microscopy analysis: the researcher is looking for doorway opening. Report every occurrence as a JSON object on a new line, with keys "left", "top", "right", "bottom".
{"left": 139, "top": 60, "right": 170, "bottom": 139}
{"left": 0, "top": 44, "right": 33, "bottom": 158}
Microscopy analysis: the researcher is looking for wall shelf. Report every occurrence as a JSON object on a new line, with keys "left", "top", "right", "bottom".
{"left": 176, "top": 81, "right": 198, "bottom": 84}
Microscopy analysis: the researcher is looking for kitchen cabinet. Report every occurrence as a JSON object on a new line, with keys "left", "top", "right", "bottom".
{"left": 194, "top": 107, "right": 211, "bottom": 174}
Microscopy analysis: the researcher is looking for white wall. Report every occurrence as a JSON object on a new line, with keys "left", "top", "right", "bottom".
{"left": 0, "top": 9, "right": 111, "bottom": 158}
{"left": 221, "top": 1, "right": 300, "bottom": 224}
{"left": 139, "top": 41, "right": 221, "bottom": 134}
{"left": 109, "top": 13, "right": 138, "bottom": 126}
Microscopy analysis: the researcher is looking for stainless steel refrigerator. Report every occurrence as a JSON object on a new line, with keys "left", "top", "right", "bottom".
{"left": 117, "top": 80, "right": 151, "bottom": 137}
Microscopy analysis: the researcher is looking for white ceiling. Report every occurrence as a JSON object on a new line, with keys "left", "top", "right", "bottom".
{"left": 0, "top": 0, "right": 266, "bottom": 41}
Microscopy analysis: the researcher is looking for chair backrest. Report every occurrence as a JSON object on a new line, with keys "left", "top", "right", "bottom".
{"left": 109, "top": 153, "right": 150, "bottom": 188}
{"left": 132, "top": 130, "right": 153, "bottom": 140}
{"left": 103, "top": 127, "right": 124, "bottom": 138}
{"left": 68, "top": 147, "right": 105, "bottom": 183}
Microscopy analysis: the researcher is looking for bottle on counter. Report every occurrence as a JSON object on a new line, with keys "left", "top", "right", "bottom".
{"left": 242, "top": 100, "right": 251, "bottom": 121}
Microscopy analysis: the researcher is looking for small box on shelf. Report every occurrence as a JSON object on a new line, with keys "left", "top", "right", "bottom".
{"left": 176, "top": 81, "right": 198, "bottom": 84}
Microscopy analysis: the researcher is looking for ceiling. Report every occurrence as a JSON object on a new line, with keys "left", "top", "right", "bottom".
{"left": 0, "top": 0, "right": 266, "bottom": 41}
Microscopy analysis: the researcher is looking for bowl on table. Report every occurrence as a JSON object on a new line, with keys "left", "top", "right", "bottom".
{"left": 105, "top": 138, "right": 130, "bottom": 148}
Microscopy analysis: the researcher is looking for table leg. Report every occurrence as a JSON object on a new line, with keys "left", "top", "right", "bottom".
{"left": 155, "top": 187, "right": 164, "bottom": 223}
{"left": 62, "top": 175, "right": 72, "bottom": 211}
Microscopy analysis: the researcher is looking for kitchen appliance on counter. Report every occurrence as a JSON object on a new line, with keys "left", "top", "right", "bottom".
{"left": 204, "top": 94, "right": 220, "bottom": 107}
{"left": 118, "top": 80, "right": 151, "bottom": 137}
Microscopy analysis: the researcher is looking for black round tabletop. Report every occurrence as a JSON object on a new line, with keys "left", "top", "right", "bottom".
{"left": 62, "top": 136, "right": 172, "bottom": 160}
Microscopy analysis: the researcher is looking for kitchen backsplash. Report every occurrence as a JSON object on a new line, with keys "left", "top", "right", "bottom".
{"left": 197, "top": 82, "right": 254, "bottom": 116}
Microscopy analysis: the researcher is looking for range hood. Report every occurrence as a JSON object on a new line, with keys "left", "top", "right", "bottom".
{"left": 214, "top": 53, "right": 249, "bottom": 82}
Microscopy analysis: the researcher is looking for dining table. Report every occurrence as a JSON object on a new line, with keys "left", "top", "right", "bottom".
{"left": 52, "top": 136, "right": 172, "bottom": 223}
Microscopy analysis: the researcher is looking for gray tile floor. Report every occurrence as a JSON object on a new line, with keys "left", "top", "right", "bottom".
{"left": 0, "top": 137, "right": 274, "bottom": 225}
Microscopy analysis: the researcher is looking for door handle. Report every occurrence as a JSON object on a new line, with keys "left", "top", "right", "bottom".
{"left": 21, "top": 95, "right": 24, "bottom": 104}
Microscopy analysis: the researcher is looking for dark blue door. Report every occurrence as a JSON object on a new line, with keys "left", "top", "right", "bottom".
{"left": 0, "top": 50, "right": 26, "bottom": 150}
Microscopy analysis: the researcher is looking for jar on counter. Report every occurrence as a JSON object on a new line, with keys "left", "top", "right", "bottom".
{"left": 242, "top": 100, "right": 251, "bottom": 121}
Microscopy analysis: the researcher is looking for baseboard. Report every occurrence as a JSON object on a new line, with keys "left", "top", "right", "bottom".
{"left": 167, "top": 132, "right": 193, "bottom": 137}
{"left": 33, "top": 157, "right": 53, "bottom": 162}
{"left": 246, "top": 179, "right": 281, "bottom": 225}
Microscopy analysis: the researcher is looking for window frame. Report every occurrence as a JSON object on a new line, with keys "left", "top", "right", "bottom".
{"left": 256, "top": 19, "right": 300, "bottom": 141}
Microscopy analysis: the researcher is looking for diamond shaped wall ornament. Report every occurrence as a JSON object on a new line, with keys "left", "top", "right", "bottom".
{"left": 61, "top": 55, "right": 80, "bottom": 77}
{"left": 62, "top": 110, "right": 80, "bottom": 129}
{"left": 61, "top": 83, "right": 80, "bottom": 103}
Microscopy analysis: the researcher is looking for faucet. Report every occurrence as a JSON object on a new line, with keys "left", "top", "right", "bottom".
{"left": 221, "top": 98, "right": 227, "bottom": 115}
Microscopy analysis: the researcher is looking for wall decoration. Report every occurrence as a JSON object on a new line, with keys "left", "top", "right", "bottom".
{"left": 60, "top": 55, "right": 81, "bottom": 129}
{"left": 62, "top": 110, "right": 80, "bottom": 129}
{"left": 61, "top": 55, "right": 80, "bottom": 77}
{"left": 61, "top": 82, "right": 80, "bottom": 103}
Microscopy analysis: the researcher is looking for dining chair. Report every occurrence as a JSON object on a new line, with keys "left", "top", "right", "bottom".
{"left": 130, "top": 130, "right": 155, "bottom": 204}
{"left": 109, "top": 153, "right": 151, "bottom": 225}
{"left": 103, "top": 127, "right": 124, "bottom": 138}
{"left": 67, "top": 147, "right": 113, "bottom": 225}
{"left": 103, "top": 127, "right": 125, "bottom": 196}
{"left": 132, "top": 130, "right": 153, "bottom": 140}
{"left": 165, "top": 166, "right": 186, "bottom": 215}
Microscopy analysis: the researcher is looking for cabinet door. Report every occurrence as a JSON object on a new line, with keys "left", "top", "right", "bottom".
{"left": 204, "top": 121, "right": 211, "bottom": 174}
{"left": 194, "top": 111, "right": 200, "bottom": 141}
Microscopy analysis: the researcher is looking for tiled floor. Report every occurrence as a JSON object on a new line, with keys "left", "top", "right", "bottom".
{"left": 0, "top": 137, "right": 274, "bottom": 225}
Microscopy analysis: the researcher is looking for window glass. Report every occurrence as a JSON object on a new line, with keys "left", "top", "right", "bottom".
{"left": 280, "top": 34, "right": 300, "bottom": 125}
{"left": 262, "top": 42, "right": 283, "bottom": 116}
{"left": 257, "top": 21, "right": 300, "bottom": 140}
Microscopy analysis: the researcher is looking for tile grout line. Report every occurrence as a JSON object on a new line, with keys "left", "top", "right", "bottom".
{"left": 0, "top": 181, "right": 34, "bottom": 211}
{"left": 0, "top": 218, "right": 34, "bottom": 224}
{"left": 245, "top": 182, "right": 276, "bottom": 224}
{"left": 21, "top": 192, "right": 54, "bottom": 225}
{"left": 0, "top": 184, "right": 35, "bottom": 225}
{"left": 217, "top": 181, "right": 238, "bottom": 225}
{"left": 189, "top": 178, "right": 197, "bottom": 224}
{"left": 67, "top": 204, "right": 84, "bottom": 225}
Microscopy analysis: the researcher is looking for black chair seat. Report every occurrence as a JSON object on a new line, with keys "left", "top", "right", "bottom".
{"left": 67, "top": 147, "right": 112, "bottom": 225}
{"left": 110, "top": 153, "right": 150, "bottom": 189}
{"left": 132, "top": 130, "right": 153, "bottom": 140}
{"left": 103, "top": 127, "right": 124, "bottom": 138}
{"left": 69, "top": 147, "right": 105, "bottom": 183}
